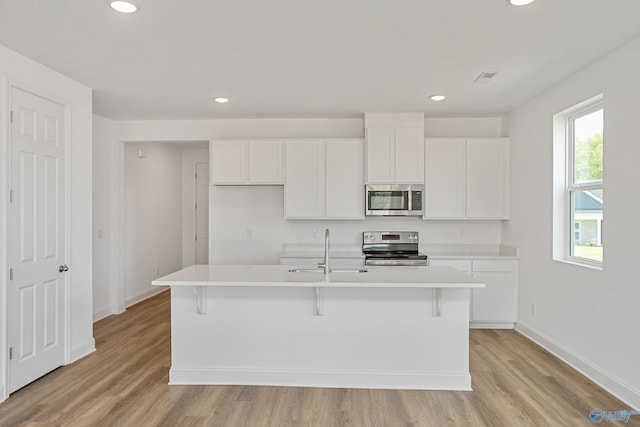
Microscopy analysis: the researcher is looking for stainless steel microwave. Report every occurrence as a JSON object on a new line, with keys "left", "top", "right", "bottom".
{"left": 365, "top": 184, "right": 423, "bottom": 216}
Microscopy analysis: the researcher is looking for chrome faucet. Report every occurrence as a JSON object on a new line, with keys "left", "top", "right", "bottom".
{"left": 318, "top": 228, "right": 330, "bottom": 275}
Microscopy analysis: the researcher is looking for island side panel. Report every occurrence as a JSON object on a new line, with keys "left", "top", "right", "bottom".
{"left": 169, "top": 286, "right": 472, "bottom": 390}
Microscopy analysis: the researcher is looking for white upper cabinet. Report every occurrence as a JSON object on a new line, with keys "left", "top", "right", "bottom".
{"left": 466, "top": 138, "right": 509, "bottom": 219}
{"left": 285, "top": 139, "right": 364, "bottom": 219}
{"left": 424, "top": 138, "right": 509, "bottom": 219}
{"left": 364, "top": 113, "right": 425, "bottom": 184}
{"left": 424, "top": 138, "right": 465, "bottom": 218}
{"left": 247, "top": 140, "right": 283, "bottom": 183}
{"left": 325, "top": 139, "right": 364, "bottom": 219}
{"left": 365, "top": 127, "right": 424, "bottom": 184}
{"left": 211, "top": 139, "right": 283, "bottom": 185}
{"left": 285, "top": 140, "right": 325, "bottom": 218}
{"left": 394, "top": 128, "right": 425, "bottom": 183}
{"left": 211, "top": 140, "right": 246, "bottom": 183}
{"left": 365, "top": 128, "right": 394, "bottom": 183}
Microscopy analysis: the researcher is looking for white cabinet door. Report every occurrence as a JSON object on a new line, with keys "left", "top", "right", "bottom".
{"left": 466, "top": 138, "right": 509, "bottom": 219}
{"left": 394, "top": 127, "right": 424, "bottom": 183}
{"left": 471, "top": 260, "right": 517, "bottom": 325}
{"left": 429, "top": 258, "right": 517, "bottom": 327}
{"left": 211, "top": 140, "right": 283, "bottom": 185}
{"left": 424, "top": 139, "right": 465, "bottom": 218}
{"left": 366, "top": 127, "right": 424, "bottom": 183}
{"left": 211, "top": 140, "right": 246, "bottom": 183}
{"left": 285, "top": 140, "right": 325, "bottom": 218}
{"left": 248, "top": 140, "right": 283, "bottom": 184}
{"left": 471, "top": 271, "right": 517, "bottom": 323}
{"left": 365, "top": 128, "right": 394, "bottom": 183}
{"left": 326, "top": 139, "right": 364, "bottom": 219}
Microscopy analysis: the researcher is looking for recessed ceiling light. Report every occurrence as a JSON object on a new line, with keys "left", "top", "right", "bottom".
{"left": 430, "top": 95, "right": 446, "bottom": 101}
{"left": 110, "top": 1, "right": 137, "bottom": 13}
{"left": 214, "top": 97, "right": 230, "bottom": 103}
{"left": 509, "top": 0, "right": 535, "bottom": 5}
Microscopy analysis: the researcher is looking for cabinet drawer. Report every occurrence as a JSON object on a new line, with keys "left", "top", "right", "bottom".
{"left": 472, "top": 260, "right": 517, "bottom": 272}
{"left": 429, "top": 259, "right": 472, "bottom": 272}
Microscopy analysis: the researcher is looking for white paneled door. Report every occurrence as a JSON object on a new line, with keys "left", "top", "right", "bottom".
{"left": 8, "top": 87, "right": 67, "bottom": 393}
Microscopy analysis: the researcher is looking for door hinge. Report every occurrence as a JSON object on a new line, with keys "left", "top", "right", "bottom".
{"left": 194, "top": 235, "right": 198, "bottom": 241}
{"left": 9, "top": 189, "right": 13, "bottom": 203}
{"left": 9, "top": 110, "right": 13, "bottom": 124}
{"left": 9, "top": 347, "right": 13, "bottom": 360}
{"left": 9, "top": 268, "right": 13, "bottom": 280}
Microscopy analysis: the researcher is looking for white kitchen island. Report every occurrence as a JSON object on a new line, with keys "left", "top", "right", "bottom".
{"left": 152, "top": 264, "right": 485, "bottom": 391}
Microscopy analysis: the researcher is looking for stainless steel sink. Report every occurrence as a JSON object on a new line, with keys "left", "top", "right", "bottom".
{"left": 288, "top": 268, "right": 368, "bottom": 273}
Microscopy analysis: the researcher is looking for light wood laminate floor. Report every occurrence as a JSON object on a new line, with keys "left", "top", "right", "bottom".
{"left": 0, "top": 290, "right": 632, "bottom": 426}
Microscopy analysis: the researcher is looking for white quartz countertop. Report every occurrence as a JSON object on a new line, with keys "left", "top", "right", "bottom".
{"left": 425, "top": 244, "right": 519, "bottom": 259}
{"left": 152, "top": 264, "right": 485, "bottom": 289}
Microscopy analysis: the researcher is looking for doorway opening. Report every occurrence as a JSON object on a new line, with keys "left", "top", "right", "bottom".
{"left": 122, "top": 141, "right": 208, "bottom": 308}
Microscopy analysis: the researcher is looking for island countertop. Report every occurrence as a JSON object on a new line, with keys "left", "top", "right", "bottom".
{"left": 152, "top": 264, "right": 485, "bottom": 289}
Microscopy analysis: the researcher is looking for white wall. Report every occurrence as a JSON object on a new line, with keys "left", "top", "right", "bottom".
{"left": 124, "top": 143, "right": 183, "bottom": 306}
{"left": 0, "top": 44, "right": 94, "bottom": 402}
{"left": 503, "top": 35, "right": 640, "bottom": 408}
{"left": 93, "top": 115, "right": 114, "bottom": 320}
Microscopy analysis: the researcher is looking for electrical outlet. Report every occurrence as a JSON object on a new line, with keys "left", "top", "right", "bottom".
{"left": 531, "top": 303, "right": 536, "bottom": 316}
{"left": 246, "top": 228, "right": 253, "bottom": 238}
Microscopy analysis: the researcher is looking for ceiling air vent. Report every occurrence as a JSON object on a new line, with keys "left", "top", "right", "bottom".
{"left": 473, "top": 71, "right": 498, "bottom": 84}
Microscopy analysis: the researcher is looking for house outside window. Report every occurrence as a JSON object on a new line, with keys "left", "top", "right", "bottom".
{"left": 553, "top": 95, "right": 603, "bottom": 267}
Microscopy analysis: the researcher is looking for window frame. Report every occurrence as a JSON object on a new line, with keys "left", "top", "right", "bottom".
{"left": 553, "top": 95, "right": 604, "bottom": 269}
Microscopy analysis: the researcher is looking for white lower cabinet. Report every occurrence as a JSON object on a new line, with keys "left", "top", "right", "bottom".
{"left": 428, "top": 258, "right": 517, "bottom": 328}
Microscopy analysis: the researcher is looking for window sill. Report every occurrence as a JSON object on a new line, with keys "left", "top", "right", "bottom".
{"left": 553, "top": 257, "right": 603, "bottom": 271}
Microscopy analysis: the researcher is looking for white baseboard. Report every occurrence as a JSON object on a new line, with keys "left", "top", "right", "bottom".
{"left": 125, "top": 286, "right": 168, "bottom": 308}
{"left": 516, "top": 322, "right": 640, "bottom": 410}
{"left": 69, "top": 337, "right": 96, "bottom": 364}
{"left": 0, "top": 385, "right": 5, "bottom": 404}
{"left": 92, "top": 307, "right": 113, "bottom": 322}
{"left": 169, "top": 368, "right": 472, "bottom": 391}
{"left": 93, "top": 288, "right": 166, "bottom": 323}
{"left": 470, "top": 322, "right": 515, "bottom": 329}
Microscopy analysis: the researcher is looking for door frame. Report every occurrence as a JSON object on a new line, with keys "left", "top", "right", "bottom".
{"left": 1, "top": 79, "right": 72, "bottom": 400}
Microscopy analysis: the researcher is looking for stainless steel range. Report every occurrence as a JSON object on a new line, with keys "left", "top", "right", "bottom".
{"left": 362, "top": 231, "right": 428, "bottom": 266}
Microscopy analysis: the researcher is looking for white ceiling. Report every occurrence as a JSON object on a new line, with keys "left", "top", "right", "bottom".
{"left": 1, "top": 0, "right": 640, "bottom": 121}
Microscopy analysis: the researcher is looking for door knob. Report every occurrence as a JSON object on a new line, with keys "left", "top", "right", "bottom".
{"left": 59, "top": 264, "right": 69, "bottom": 273}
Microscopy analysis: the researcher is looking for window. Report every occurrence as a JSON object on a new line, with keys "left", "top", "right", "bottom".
{"left": 553, "top": 95, "right": 603, "bottom": 267}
